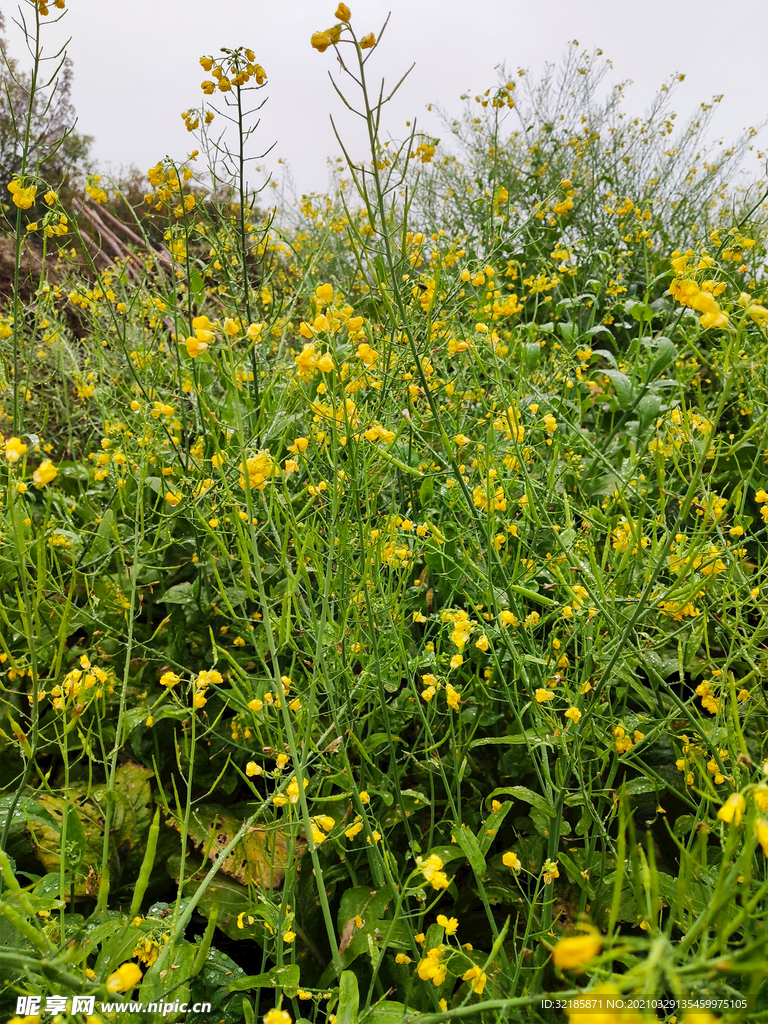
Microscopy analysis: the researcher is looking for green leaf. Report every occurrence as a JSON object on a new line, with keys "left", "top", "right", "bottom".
{"left": 189, "top": 269, "right": 206, "bottom": 302}
{"left": 523, "top": 342, "right": 541, "bottom": 370}
{"left": 63, "top": 803, "right": 87, "bottom": 869}
{"left": 451, "top": 826, "right": 486, "bottom": 876}
{"left": 648, "top": 336, "right": 678, "bottom": 377}
{"left": 626, "top": 299, "right": 654, "bottom": 323}
{"left": 601, "top": 369, "right": 635, "bottom": 409}
{"left": 486, "top": 786, "right": 554, "bottom": 818}
{"left": 624, "top": 777, "right": 657, "bottom": 795}
{"left": 337, "top": 971, "right": 360, "bottom": 1024}
{"left": 419, "top": 476, "right": 434, "bottom": 507}
{"left": 163, "top": 582, "right": 196, "bottom": 605}
{"left": 227, "top": 964, "right": 300, "bottom": 995}
{"left": 360, "top": 1002, "right": 410, "bottom": 1024}
{"left": 479, "top": 801, "right": 512, "bottom": 856}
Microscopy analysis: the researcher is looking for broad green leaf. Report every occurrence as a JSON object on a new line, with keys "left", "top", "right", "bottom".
{"left": 227, "top": 964, "right": 300, "bottom": 995}
{"left": 337, "top": 971, "right": 360, "bottom": 1024}
{"left": 451, "top": 826, "right": 486, "bottom": 876}
{"left": 601, "top": 369, "right": 635, "bottom": 409}
{"left": 486, "top": 786, "right": 554, "bottom": 818}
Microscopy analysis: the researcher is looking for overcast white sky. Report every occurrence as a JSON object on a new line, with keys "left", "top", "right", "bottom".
{"left": 4, "top": 0, "right": 768, "bottom": 199}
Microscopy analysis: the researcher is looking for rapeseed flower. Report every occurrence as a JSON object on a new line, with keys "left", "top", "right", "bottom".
{"left": 106, "top": 962, "right": 142, "bottom": 992}
{"left": 717, "top": 792, "right": 745, "bottom": 825}
{"left": 552, "top": 927, "right": 602, "bottom": 970}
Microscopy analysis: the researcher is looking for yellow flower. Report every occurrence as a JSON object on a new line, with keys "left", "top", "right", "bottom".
{"left": 7, "top": 180, "right": 37, "bottom": 209}
{"left": 4, "top": 437, "right": 28, "bottom": 463}
{"left": 106, "top": 961, "right": 143, "bottom": 992}
{"left": 185, "top": 335, "right": 208, "bottom": 358}
{"left": 32, "top": 459, "right": 57, "bottom": 487}
{"left": 754, "top": 818, "right": 768, "bottom": 857}
{"left": 335, "top": 3, "right": 351, "bottom": 20}
{"left": 311, "top": 30, "right": 334, "bottom": 52}
{"left": 395, "top": 953, "right": 411, "bottom": 964}
{"left": 263, "top": 1011, "right": 292, "bottom": 1024}
{"left": 160, "top": 671, "right": 180, "bottom": 688}
{"left": 502, "top": 850, "right": 521, "bottom": 872}
{"left": 436, "top": 914, "right": 458, "bottom": 935}
{"left": 543, "top": 858, "right": 559, "bottom": 884}
{"left": 717, "top": 792, "right": 746, "bottom": 826}
{"left": 445, "top": 683, "right": 461, "bottom": 710}
{"left": 535, "top": 688, "right": 554, "bottom": 703}
{"left": 345, "top": 819, "right": 363, "bottom": 840}
{"left": 165, "top": 491, "right": 182, "bottom": 507}
{"left": 552, "top": 927, "right": 602, "bottom": 970}
{"left": 564, "top": 706, "right": 581, "bottom": 723}
{"left": 499, "top": 610, "right": 519, "bottom": 627}
{"left": 564, "top": 983, "right": 635, "bottom": 1023}
{"left": 461, "top": 965, "right": 487, "bottom": 994}
{"left": 246, "top": 761, "right": 262, "bottom": 777}
{"left": 416, "top": 945, "right": 447, "bottom": 985}
{"left": 360, "top": 32, "right": 376, "bottom": 49}
{"left": 420, "top": 853, "right": 450, "bottom": 890}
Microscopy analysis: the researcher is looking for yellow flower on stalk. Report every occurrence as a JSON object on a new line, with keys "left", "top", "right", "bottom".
{"left": 461, "top": 964, "right": 487, "bottom": 994}
{"left": 420, "top": 853, "right": 450, "bottom": 890}
{"left": 416, "top": 945, "right": 447, "bottom": 985}
{"left": 335, "top": 3, "right": 351, "bottom": 20}
{"left": 7, "top": 180, "right": 37, "bottom": 209}
{"left": 106, "top": 961, "right": 143, "bottom": 992}
{"left": 535, "top": 688, "right": 554, "bottom": 703}
{"left": 165, "top": 491, "right": 182, "bottom": 507}
{"left": 752, "top": 817, "right": 768, "bottom": 857}
{"left": 564, "top": 706, "right": 581, "bottom": 724}
{"left": 159, "top": 671, "right": 180, "bottom": 688}
{"left": 239, "top": 450, "right": 274, "bottom": 490}
{"left": 263, "top": 1011, "right": 292, "bottom": 1024}
{"left": 311, "top": 28, "right": 339, "bottom": 52}
{"left": 436, "top": 914, "right": 458, "bottom": 935}
{"left": 552, "top": 926, "right": 602, "bottom": 970}
{"left": 543, "top": 858, "right": 559, "bottom": 884}
{"left": 445, "top": 684, "right": 461, "bottom": 710}
{"left": 564, "top": 983, "right": 638, "bottom": 1023}
{"left": 185, "top": 335, "right": 208, "bottom": 358}
{"left": 32, "top": 459, "right": 57, "bottom": 487}
{"left": 543, "top": 413, "right": 558, "bottom": 434}
{"left": 502, "top": 850, "right": 521, "bottom": 872}
{"left": 4, "top": 437, "right": 27, "bottom": 463}
{"left": 717, "top": 792, "right": 746, "bottom": 826}
{"left": 360, "top": 32, "right": 376, "bottom": 49}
